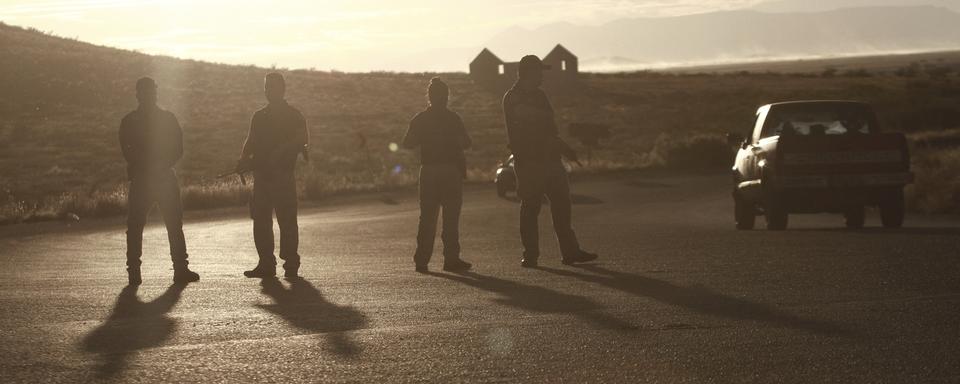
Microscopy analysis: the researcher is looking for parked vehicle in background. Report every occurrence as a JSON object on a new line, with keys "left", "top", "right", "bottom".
{"left": 495, "top": 155, "right": 516, "bottom": 197}
{"left": 728, "top": 101, "right": 913, "bottom": 230}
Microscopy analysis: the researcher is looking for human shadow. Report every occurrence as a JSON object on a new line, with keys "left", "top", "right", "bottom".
{"left": 257, "top": 277, "right": 368, "bottom": 357}
{"left": 623, "top": 180, "right": 673, "bottom": 189}
{"left": 570, "top": 194, "right": 604, "bottom": 205}
{"left": 500, "top": 194, "right": 603, "bottom": 205}
{"left": 427, "top": 271, "right": 637, "bottom": 331}
{"left": 537, "top": 265, "right": 855, "bottom": 337}
{"left": 791, "top": 227, "right": 960, "bottom": 236}
{"left": 80, "top": 283, "right": 186, "bottom": 379}
{"left": 500, "top": 195, "right": 521, "bottom": 203}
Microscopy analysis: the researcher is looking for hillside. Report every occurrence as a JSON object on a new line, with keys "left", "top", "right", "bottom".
{"left": 2, "top": 22, "right": 960, "bottom": 221}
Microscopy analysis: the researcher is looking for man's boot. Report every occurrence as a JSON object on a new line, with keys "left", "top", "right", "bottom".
{"left": 443, "top": 258, "right": 472, "bottom": 273}
{"left": 128, "top": 267, "right": 142, "bottom": 286}
{"left": 244, "top": 262, "right": 276, "bottom": 278}
{"left": 561, "top": 250, "right": 599, "bottom": 265}
{"left": 173, "top": 267, "right": 200, "bottom": 283}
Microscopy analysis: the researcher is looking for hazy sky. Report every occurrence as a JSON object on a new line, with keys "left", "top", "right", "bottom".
{"left": 0, "top": 0, "right": 954, "bottom": 71}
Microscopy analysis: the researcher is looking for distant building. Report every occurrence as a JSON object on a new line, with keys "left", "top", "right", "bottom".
{"left": 469, "top": 44, "right": 578, "bottom": 87}
{"left": 469, "top": 48, "right": 505, "bottom": 85}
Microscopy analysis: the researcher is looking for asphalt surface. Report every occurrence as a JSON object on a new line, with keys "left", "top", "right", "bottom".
{"left": 1, "top": 172, "right": 958, "bottom": 383}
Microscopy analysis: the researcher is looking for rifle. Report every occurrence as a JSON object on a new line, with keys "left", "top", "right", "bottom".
{"left": 217, "top": 158, "right": 254, "bottom": 185}
{"left": 217, "top": 145, "right": 308, "bottom": 185}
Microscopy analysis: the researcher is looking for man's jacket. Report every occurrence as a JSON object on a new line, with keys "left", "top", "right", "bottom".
{"left": 119, "top": 106, "right": 183, "bottom": 181}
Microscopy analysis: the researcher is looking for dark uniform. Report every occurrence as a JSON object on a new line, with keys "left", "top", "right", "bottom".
{"left": 403, "top": 105, "right": 471, "bottom": 269}
{"left": 503, "top": 83, "right": 589, "bottom": 264}
{"left": 119, "top": 106, "right": 189, "bottom": 271}
{"left": 242, "top": 100, "right": 308, "bottom": 274}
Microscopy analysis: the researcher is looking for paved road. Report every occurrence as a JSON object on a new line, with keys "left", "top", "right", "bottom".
{"left": 1, "top": 172, "right": 958, "bottom": 383}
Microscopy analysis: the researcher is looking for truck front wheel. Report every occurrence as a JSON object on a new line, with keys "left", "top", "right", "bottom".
{"left": 844, "top": 206, "right": 866, "bottom": 229}
{"left": 734, "top": 191, "right": 756, "bottom": 230}
{"left": 880, "top": 189, "right": 905, "bottom": 228}
{"left": 764, "top": 194, "right": 788, "bottom": 231}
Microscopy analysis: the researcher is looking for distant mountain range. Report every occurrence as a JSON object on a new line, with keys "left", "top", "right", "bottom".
{"left": 484, "top": 6, "right": 960, "bottom": 72}
{"left": 754, "top": 0, "right": 960, "bottom": 13}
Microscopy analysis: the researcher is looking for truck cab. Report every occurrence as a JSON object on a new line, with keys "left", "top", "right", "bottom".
{"left": 730, "top": 101, "right": 913, "bottom": 230}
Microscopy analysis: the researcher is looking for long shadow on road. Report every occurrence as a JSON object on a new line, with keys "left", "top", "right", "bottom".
{"left": 429, "top": 271, "right": 637, "bottom": 331}
{"left": 537, "top": 265, "right": 855, "bottom": 337}
{"left": 257, "top": 277, "right": 368, "bottom": 357}
{"left": 791, "top": 227, "right": 960, "bottom": 236}
{"left": 80, "top": 283, "right": 186, "bottom": 379}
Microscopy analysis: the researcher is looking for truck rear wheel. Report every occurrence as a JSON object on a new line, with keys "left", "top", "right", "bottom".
{"left": 734, "top": 191, "right": 755, "bottom": 230}
{"left": 764, "top": 194, "right": 788, "bottom": 231}
{"left": 844, "top": 206, "right": 866, "bottom": 229}
{"left": 497, "top": 181, "right": 508, "bottom": 198}
{"left": 880, "top": 189, "right": 905, "bottom": 228}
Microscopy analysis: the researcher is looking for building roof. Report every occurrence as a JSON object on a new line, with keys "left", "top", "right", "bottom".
{"left": 544, "top": 44, "right": 576, "bottom": 61}
{"left": 471, "top": 48, "right": 504, "bottom": 66}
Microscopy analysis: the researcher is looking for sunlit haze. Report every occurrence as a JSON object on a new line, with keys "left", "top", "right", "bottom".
{"left": 2, "top": 0, "right": 789, "bottom": 72}
{"left": 2, "top": 0, "right": 960, "bottom": 70}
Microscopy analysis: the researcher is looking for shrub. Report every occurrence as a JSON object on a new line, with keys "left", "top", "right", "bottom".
{"left": 647, "top": 133, "right": 734, "bottom": 171}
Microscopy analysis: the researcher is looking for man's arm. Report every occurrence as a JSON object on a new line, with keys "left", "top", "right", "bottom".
{"left": 119, "top": 116, "right": 136, "bottom": 164}
{"left": 277, "top": 111, "right": 308, "bottom": 154}
{"left": 502, "top": 92, "right": 525, "bottom": 155}
{"left": 240, "top": 114, "right": 257, "bottom": 160}
{"left": 540, "top": 95, "right": 579, "bottom": 163}
{"left": 166, "top": 113, "right": 184, "bottom": 168}
{"left": 401, "top": 113, "right": 421, "bottom": 149}
{"left": 456, "top": 114, "right": 471, "bottom": 150}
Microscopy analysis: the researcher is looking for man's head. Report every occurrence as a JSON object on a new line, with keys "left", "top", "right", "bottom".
{"left": 517, "top": 55, "right": 548, "bottom": 89}
{"left": 427, "top": 77, "right": 449, "bottom": 107}
{"left": 135, "top": 77, "right": 158, "bottom": 107}
{"left": 264, "top": 72, "right": 286, "bottom": 104}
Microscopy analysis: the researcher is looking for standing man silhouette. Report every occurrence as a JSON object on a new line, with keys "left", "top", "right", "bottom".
{"left": 120, "top": 77, "right": 200, "bottom": 285}
{"left": 502, "top": 55, "right": 598, "bottom": 268}
{"left": 403, "top": 77, "right": 473, "bottom": 273}
{"left": 240, "top": 72, "right": 309, "bottom": 279}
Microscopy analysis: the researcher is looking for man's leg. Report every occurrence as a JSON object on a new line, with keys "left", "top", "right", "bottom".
{"left": 515, "top": 160, "right": 547, "bottom": 266}
{"left": 414, "top": 166, "right": 441, "bottom": 270}
{"left": 156, "top": 172, "right": 188, "bottom": 267}
{"left": 439, "top": 166, "right": 467, "bottom": 269}
{"left": 247, "top": 173, "right": 277, "bottom": 276}
{"left": 543, "top": 165, "right": 581, "bottom": 259}
{"left": 125, "top": 180, "right": 150, "bottom": 284}
{"left": 275, "top": 172, "right": 300, "bottom": 277}
{"left": 157, "top": 172, "right": 199, "bottom": 282}
{"left": 544, "top": 163, "right": 597, "bottom": 265}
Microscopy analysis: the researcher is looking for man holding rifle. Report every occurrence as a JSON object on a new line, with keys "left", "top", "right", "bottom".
{"left": 238, "top": 72, "right": 309, "bottom": 279}
{"left": 502, "top": 55, "right": 598, "bottom": 268}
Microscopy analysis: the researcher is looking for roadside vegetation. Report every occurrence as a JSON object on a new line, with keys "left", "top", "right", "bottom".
{"left": 2, "top": 23, "right": 959, "bottom": 224}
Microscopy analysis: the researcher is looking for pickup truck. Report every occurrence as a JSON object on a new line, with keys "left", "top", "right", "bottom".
{"left": 729, "top": 101, "right": 913, "bottom": 230}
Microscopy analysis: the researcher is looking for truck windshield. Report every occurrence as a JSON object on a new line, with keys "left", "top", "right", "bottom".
{"left": 764, "top": 105, "right": 876, "bottom": 138}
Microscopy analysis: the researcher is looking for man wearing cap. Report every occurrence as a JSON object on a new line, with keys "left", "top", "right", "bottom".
{"left": 239, "top": 72, "right": 309, "bottom": 279}
{"left": 120, "top": 77, "right": 200, "bottom": 285}
{"left": 502, "top": 55, "right": 598, "bottom": 268}
{"left": 403, "top": 77, "right": 473, "bottom": 273}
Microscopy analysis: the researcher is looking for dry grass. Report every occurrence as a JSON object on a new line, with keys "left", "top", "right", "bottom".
{"left": 906, "top": 130, "right": 960, "bottom": 214}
